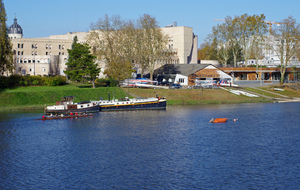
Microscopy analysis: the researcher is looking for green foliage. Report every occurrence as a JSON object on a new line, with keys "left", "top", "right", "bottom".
{"left": 64, "top": 37, "right": 100, "bottom": 88}
{"left": 0, "top": 86, "right": 127, "bottom": 107}
{"left": 44, "top": 76, "right": 66, "bottom": 86}
{"left": 95, "top": 78, "right": 108, "bottom": 87}
{"left": 95, "top": 78, "right": 119, "bottom": 87}
{"left": 108, "top": 78, "right": 119, "bottom": 87}
{"left": 0, "top": 0, "right": 14, "bottom": 74}
{"left": 0, "top": 75, "right": 66, "bottom": 89}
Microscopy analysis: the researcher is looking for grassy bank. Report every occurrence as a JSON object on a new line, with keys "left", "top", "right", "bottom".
{"left": 2, "top": 83, "right": 299, "bottom": 112}
{"left": 127, "top": 88, "right": 273, "bottom": 105}
{"left": 0, "top": 83, "right": 128, "bottom": 112}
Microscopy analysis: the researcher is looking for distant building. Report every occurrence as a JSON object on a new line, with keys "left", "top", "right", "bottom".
{"left": 8, "top": 17, "right": 72, "bottom": 76}
{"left": 153, "top": 64, "right": 233, "bottom": 86}
{"left": 9, "top": 18, "right": 198, "bottom": 77}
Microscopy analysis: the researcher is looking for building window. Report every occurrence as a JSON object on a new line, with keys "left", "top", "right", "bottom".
{"left": 179, "top": 78, "right": 184, "bottom": 83}
{"left": 18, "top": 44, "right": 20, "bottom": 48}
{"left": 46, "top": 52, "right": 48, "bottom": 55}
{"left": 42, "top": 67, "right": 46, "bottom": 72}
{"left": 59, "top": 45, "right": 61, "bottom": 49}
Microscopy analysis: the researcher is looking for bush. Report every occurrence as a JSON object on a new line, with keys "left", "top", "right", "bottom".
{"left": 108, "top": 78, "right": 119, "bottom": 87}
{"left": 95, "top": 78, "right": 107, "bottom": 87}
{"left": 1, "top": 75, "right": 66, "bottom": 88}
{"left": 44, "top": 76, "right": 66, "bottom": 86}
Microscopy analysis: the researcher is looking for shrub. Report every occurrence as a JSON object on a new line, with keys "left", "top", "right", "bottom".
{"left": 44, "top": 76, "right": 66, "bottom": 86}
{"left": 95, "top": 78, "right": 107, "bottom": 87}
{"left": 108, "top": 78, "right": 119, "bottom": 87}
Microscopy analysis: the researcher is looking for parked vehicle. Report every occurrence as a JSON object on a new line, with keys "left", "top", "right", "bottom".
{"left": 169, "top": 83, "right": 182, "bottom": 89}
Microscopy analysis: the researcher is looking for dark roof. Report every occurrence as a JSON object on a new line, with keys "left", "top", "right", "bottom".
{"left": 8, "top": 18, "right": 23, "bottom": 35}
{"left": 154, "top": 64, "right": 213, "bottom": 76}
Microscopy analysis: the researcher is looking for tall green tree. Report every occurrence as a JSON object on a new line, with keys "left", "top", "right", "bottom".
{"left": 0, "top": 0, "right": 13, "bottom": 75}
{"left": 271, "top": 16, "right": 300, "bottom": 84}
{"left": 64, "top": 36, "right": 100, "bottom": 88}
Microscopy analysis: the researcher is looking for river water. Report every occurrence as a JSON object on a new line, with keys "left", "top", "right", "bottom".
{"left": 0, "top": 103, "right": 299, "bottom": 189}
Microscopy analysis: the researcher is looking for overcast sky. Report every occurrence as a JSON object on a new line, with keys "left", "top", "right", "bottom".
{"left": 4, "top": 0, "right": 300, "bottom": 46}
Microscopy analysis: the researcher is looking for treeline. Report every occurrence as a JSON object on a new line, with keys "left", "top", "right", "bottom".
{"left": 199, "top": 14, "right": 300, "bottom": 84}
{"left": 0, "top": 75, "right": 66, "bottom": 88}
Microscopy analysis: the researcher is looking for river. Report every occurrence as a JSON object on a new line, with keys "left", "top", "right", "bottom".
{"left": 0, "top": 103, "right": 299, "bottom": 189}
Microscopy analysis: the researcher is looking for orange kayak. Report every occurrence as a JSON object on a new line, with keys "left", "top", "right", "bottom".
{"left": 210, "top": 118, "right": 228, "bottom": 123}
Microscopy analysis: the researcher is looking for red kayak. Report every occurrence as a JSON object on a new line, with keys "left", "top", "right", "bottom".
{"left": 210, "top": 118, "right": 228, "bottom": 123}
{"left": 35, "top": 114, "right": 96, "bottom": 120}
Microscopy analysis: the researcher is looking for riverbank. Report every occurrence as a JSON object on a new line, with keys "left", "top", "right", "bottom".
{"left": 1, "top": 83, "right": 299, "bottom": 112}
{"left": 0, "top": 84, "right": 127, "bottom": 112}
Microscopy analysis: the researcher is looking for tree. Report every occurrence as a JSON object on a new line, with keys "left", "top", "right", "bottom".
{"left": 225, "top": 16, "right": 240, "bottom": 67}
{"left": 138, "top": 14, "right": 169, "bottom": 80}
{"left": 88, "top": 14, "right": 135, "bottom": 82}
{"left": 272, "top": 16, "right": 300, "bottom": 84}
{"left": 64, "top": 36, "right": 100, "bottom": 88}
{"left": 88, "top": 14, "right": 171, "bottom": 81}
{"left": 235, "top": 14, "right": 267, "bottom": 67}
{"left": 0, "top": 0, "right": 13, "bottom": 75}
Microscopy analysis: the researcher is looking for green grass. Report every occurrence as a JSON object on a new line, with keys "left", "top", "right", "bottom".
{"left": 244, "top": 87, "right": 282, "bottom": 98}
{"left": 3, "top": 83, "right": 298, "bottom": 112}
{"left": 0, "top": 83, "right": 129, "bottom": 111}
{"left": 3, "top": 83, "right": 92, "bottom": 92}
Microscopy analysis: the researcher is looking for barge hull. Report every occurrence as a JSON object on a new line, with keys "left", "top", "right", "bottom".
{"left": 100, "top": 101, "right": 166, "bottom": 112}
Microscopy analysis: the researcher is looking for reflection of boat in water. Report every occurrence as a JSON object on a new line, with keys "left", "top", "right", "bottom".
{"left": 45, "top": 96, "right": 100, "bottom": 115}
{"left": 92, "top": 94, "right": 167, "bottom": 112}
{"left": 210, "top": 118, "right": 228, "bottom": 123}
{"left": 36, "top": 114, "right": 96, "bottom": 120}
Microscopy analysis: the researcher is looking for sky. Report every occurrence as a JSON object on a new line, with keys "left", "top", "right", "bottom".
{"left": 4, "top": 0, "right": 300, "bottom": 46}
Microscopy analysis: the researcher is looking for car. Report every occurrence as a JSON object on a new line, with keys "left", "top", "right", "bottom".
{"left": 169, "top": 83, "right": 182, "bottom": 89}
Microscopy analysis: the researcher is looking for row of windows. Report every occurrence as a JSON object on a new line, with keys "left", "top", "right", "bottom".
{"left": 17, "top": 43, "right": 66, "bottom": 50}
{"left": 18, "top": 67, "right": 47, "bottom": 72}
{"left": 16, "top": 58, "right": 50, "bottom": 64}
{"left": 16, "top": 51, "right": 66, "bottom": 56}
